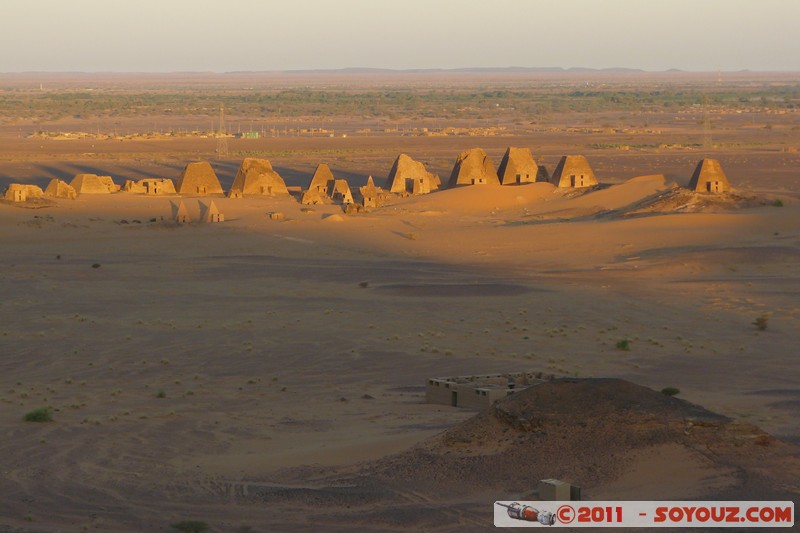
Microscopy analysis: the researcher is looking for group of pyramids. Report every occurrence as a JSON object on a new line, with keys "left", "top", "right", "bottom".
{"left": 1, "top": 159, "right": 288, "bottom": 203}
{"left": 443, "top": 147, "right": 731, "bottom": 194}
{"left": 3, "top": 148, "right": 731, "bottom": 205}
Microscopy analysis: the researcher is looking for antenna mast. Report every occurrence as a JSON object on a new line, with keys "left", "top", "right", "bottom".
{"left": 702, "top": 95, "right": 712, "bottom": 151}
{"left": 216, "top": 104, "right": 229, "bottom": 159}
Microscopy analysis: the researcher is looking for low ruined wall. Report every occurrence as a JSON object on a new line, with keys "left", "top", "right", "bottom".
{"left": 425, "top": 379, "right": 455, "bottom": 406}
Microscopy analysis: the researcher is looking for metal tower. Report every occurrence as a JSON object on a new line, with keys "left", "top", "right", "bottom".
{"left": 702, "top": 95, "right": 712, "bottom": 150}
{"left": 216, "top": 104, "right": 229, "bottom": 159}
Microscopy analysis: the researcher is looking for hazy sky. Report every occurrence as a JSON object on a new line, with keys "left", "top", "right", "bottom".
{"left": 2, "top": 0, "right": 798, "bottom": 72}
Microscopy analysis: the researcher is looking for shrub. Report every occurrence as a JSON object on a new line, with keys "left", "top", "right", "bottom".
{"left": 753, "top": 314, "right": 769, "bottom": 331}
{"left": 24, "top": 407, "right": 53, "bottom": 422}
{"left": 772, "top": 199, "right": 783, "bottom": 207}
{"left": 661, "top": 387, "right": 680, "bottom": 396}
{"left": 156, "top": 390, "right": 166, "bottom": 399}
{"left": 616, "top": 338, "right": 631, "bottom": 351}
{"left": 171, "top": 521, "right": 209, "bottom": 533}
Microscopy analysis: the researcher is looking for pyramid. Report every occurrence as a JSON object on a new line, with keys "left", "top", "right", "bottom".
{"left": 308, "top": 163, "right": 335, "bottom": 195}
{"left": 550, "top": 156, "right": 598, "bottom": 188}
{"left": 69, "top": 174, "right": 118, "bottom": 194}
{"left": 447, "top": 148, "right": 500, "bottom": 187}
{"left": 301, "top": 188, "right": 325, "bottom": 205}
{"left": 174, "top": 201, "right": 190, "bottom": 224}
{"left": 202, "top": 200, "right": 224, "bottom": 223}
{"left": 331, "top": 179, "right": 354, "bottom": 205}
{"left": 497, "top": 147, "right": 548, "bottom": 185}
{"left": 228, "top": 158, "right": 289, "bottom": 197}
{"left": 123, "top": 178, "right": 176, "bottom": 195}
{"left": 687, "top": 158, "right": 731, "bottom": 193}
{"left": 44, "top": 179, "right": 77, "bottom": 199}
{"left": 385, "top": 154, "right": 440, "bottom": 195}
{"left": 4, "top": 184, "right": 44, "bottom": 202}
{"left": 175, "top": 162, "right": 223, "bottom": 195}
{"left": 359, "top": 176, "right": 383, "bottom": 207}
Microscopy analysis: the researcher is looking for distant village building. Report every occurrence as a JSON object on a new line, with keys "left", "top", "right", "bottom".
{"left": 497, "top": 147, "right": 549, "bottom": 185}
{"left": 448, "top": 148, "right": 500, "bottom": 187}
{"left": 688, "top": 158, "right": 731, "bottom": 193}
{"left": 550, "top": 155, "right": 598, "bottom": 188}
{"left": 44, "top": 179, "right": 77, "bottom": 199}
{"left": 228, "top": 158, "right": 289, "bottom": 197}
{"left": 69, "top": 174, "right": 119, "bottom": 194}
{"left": 4, "top": 184, "right": 44, "bottom": 202}
{"left": 175, "top": 162, "right": 224, "bottom": 195}
{"left": 123, "top": 178, "right": 176, "bottom": 195}
{"left": 385, "top": 153, "right": 440, "bottom": 195}
{"left": 426, "top": 372, "right": 553, "bottom": 409}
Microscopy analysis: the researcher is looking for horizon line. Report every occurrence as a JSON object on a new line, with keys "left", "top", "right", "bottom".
{"left": 2, "top": 66, "right": 800, "bottom": 76}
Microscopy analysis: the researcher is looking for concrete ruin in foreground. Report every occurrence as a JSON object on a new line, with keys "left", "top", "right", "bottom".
{"left": 426, "top": 371, "right": 554, "bottom": 409}
{"left": 688, "top": 158, "right": 731, "bottom": 193}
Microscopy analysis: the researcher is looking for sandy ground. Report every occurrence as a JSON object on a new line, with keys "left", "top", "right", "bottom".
{"left": 1, "top": 71, "right": 798, "bottom": 531}
{"left": 0, "top": 172, "right": 798, "bottom": 531}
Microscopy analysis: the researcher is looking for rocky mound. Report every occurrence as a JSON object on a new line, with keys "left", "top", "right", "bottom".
{"left": 625, "top": 188, "right": 775, "bottom": 215}
{"left": 367, "top": 379, "right": 800, "bottom": 499}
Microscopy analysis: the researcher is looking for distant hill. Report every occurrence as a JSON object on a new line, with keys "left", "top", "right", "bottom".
{"left": 225, "top": 66, "right": 646, "bottom": 75}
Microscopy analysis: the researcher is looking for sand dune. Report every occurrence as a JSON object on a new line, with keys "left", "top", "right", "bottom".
{"left": 0, "top": 178, "right": 798, "bottom": 531}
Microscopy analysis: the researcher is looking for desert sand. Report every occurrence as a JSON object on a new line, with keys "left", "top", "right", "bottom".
{"left": 0, "top": 72, "right": 798, "bottom": 532}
